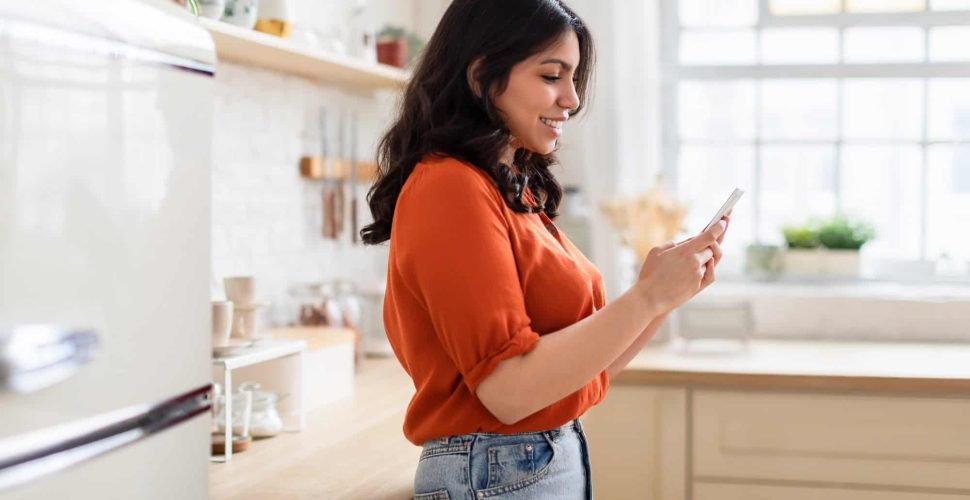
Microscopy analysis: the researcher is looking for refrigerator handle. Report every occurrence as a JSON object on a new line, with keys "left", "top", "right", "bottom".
{"left": 0, "top": 325, "right": 99, "bottom": 394}
{"left": 0, "top": 383, "right": 212, "bottom": 492}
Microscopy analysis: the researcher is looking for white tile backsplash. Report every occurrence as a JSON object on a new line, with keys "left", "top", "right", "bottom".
{"left": 210, "top": 61, "right": 392, "bottom": 327}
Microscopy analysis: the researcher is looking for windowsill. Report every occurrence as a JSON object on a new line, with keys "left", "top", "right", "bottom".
{"left": 677, "top": 275, "right": 970, "bottom": 343}
{"left": 711, "top": 274, "right": 970, "bottom": 300}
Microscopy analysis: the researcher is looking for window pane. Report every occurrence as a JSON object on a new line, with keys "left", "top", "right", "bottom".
{"left": 844, "top": 27, "right": 925, "bottom": 63}
{"left": 680, "top": 0, "right": 758, "bottom": 27}
{"left": 761, "top": 80, "right": 839, "bottom": 140}
{"left": 927, "top": 146, "right": 970, "bottom": 260}
{"left": 680, "top": 30, "right": 757, "bottom": 65}
{"left": 759, "top": 146, "right": 837, "bottom": 242}
{"left": 678, "top": 146, "right": 755, "bottom": 261}
{"left": 761, "top": 28, "right": 840, "bottom": 64}
{"left": 843, "top": 79, "right": 923, "bottom": 140}
{"left": 929, "top": 27, "right": 970, "bottom": 62}
{"left": 769, "top": 0, "right": 841, "bottom": 15}
{"left": 846, "top": 0, "right": 926, "bottom": 12}
{"left": 928, "top": 79, "right": 970, "bottom": 141}
{"left": 678, "top": 81, "right": 756, "bottom": 140}
{"left": 841, "top": 145, "right": 922, "bottom": 260}
{"left": 931, "top": 0, "right": 970, "bottom": 9}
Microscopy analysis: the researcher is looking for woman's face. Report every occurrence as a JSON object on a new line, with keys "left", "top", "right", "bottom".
{"left": 493, "top": 30, "right": 581, "bottom": 158}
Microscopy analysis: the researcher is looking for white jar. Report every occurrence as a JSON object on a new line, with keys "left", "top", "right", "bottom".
{"left": 239, "top": 382, "right": 283, "bottom": 438}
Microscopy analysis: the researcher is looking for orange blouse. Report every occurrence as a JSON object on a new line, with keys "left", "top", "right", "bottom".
{"left": 383, "top": 154, "right": 610, "bottom": 445}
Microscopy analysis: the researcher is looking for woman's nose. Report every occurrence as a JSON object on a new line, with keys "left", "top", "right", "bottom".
{"left": 559, "top": 82, "right": 580, "bottom": 111}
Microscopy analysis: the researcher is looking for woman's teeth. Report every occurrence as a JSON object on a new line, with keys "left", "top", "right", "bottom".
{"left": 540, "top": 117, "right": 563, "bottom": 130}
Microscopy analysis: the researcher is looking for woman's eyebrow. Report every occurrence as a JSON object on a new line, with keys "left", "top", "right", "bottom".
{"left": 539, "top": 58, "right": 574, "bottom": 71}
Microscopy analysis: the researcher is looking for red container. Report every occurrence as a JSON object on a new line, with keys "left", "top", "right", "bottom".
{"left": 376, "top": 39, "right": 408, "bottom": 68}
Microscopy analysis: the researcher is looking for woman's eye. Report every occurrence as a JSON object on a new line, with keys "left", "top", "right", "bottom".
{"left": 542, "top": 75, "right": 561, "bottom": 82}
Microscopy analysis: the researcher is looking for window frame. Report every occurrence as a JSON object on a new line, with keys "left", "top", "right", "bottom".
{"left": 659, "top": 0, "right": 970, "bottom": 282}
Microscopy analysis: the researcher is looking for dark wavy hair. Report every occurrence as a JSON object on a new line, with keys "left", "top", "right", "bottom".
{"left": 360, "top": 0, "right": 595, "bottom": 245}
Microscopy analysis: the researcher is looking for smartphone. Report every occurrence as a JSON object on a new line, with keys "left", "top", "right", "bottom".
{"left": 702, "top": 188, "right": 744, "bottom": 233}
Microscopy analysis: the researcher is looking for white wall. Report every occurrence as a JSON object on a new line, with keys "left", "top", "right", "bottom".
{"left": 210, "top": 0, "right": 417, "bottom": 326}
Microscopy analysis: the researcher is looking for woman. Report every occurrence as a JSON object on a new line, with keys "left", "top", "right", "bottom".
{"left": 361, "top": 0, "right": 730, "bottom": 498}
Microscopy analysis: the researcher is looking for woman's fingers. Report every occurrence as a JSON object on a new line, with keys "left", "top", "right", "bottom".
{"left": 716, "top": 215, "right": 731, "bottom": 245}
{"left": 701, "top": 259, "right": 716, "bottom": 290}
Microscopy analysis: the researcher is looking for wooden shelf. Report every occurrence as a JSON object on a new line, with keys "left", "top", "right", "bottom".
{"left": 199, "top": 18, "right": 409, "bottom": 90}
{"left": 299, "top": 156, "right": 378, "bottom": 182}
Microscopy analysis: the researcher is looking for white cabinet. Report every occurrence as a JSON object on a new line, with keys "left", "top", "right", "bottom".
{"left": 694, "top": 482, "right": 970, "bottom": 500}
{"left": 693, "top": 390, "right": 970, "bottom": 491}
{"left": 583, "top": 387, "right": 970, "bottom": 499}
{"left": 583, "top": 386, "right": 688, "bottom": 500}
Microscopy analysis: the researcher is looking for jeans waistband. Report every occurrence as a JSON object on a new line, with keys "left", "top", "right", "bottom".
{"left": 422, "top": 419, "right": 583, "bottom": 449}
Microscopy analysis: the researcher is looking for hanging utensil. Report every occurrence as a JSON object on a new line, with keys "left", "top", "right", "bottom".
{"left": 334, "top": 107, "right": 346, "bottom": 240}
{"left": 320, "top": 107, "right": 336, "bottom": 240}
{"left": 350, "top": 110, "right": 359, "bottom": 245}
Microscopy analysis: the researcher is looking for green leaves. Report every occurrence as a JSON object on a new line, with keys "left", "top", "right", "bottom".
{"left": 782, "top": 214, "right": 876, "bottom": 250}
{"left": 818, "top": 215, "right": 876, "bottom": 250}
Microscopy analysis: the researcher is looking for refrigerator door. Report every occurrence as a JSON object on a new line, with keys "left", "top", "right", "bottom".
{"left": 0, "top": 1, "right": 214, "bottom": 498}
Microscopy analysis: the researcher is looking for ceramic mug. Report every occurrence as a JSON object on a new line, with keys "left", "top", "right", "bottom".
{"left": 212, "top": 300, "right": 234, "bottom": 347}
{"left": 224, "top": 276, "right": 257, "bottom": 306}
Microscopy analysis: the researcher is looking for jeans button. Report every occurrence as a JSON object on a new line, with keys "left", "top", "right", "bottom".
{"left": 477, "top": 492, "right": 484, "bottom": 499}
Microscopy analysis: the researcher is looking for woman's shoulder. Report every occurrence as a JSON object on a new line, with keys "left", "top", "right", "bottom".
{"left": 405, "top": 153, "right": 499, "bottom": 202}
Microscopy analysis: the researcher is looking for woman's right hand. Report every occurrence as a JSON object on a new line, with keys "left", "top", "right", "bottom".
{"left": 634, "top": 220, "right": 727, "bottom": 314}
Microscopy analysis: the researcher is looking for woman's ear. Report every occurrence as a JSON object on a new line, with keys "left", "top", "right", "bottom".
{"left": 466, "top": 57, "right": 484, "bottom": 99}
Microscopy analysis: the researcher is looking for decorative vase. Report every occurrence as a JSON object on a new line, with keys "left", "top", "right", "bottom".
{"left": 744, "top": 244, "right": 783, "bottom": 281}
{"left": 198, "top": 0, "right": 225, "bottom": 19}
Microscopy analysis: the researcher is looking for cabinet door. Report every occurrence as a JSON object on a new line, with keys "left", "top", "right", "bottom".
{"left": 696, "top": 482, "right": 970, "bottom": 500}
{"left": 582, "top": 386, "right": 687, "bottom": 500}
{"left": 693, "top": 390, "right": 970, "bottom": 491}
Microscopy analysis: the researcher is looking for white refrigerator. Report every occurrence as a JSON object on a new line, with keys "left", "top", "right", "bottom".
{"left": 0, "top": 1, "right": 214, "bottom": 498}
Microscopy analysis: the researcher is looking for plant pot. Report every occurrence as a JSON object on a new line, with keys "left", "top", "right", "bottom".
{"left": 744, "top": 244, "right": 783, "bottom": 281}
{"left": 783, "top": 248, "right": 824, "bottom": 276}
{"left": 223, "top": 0, "right": 258, "bottom": 29}
{"left": 822, "top": 248, "right": 860, "bottom": 277}
{"left": 376, "top": 39, "right": 407, "bottom": 68}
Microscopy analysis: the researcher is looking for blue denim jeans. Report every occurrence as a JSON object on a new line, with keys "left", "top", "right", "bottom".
{"left": 412, "top": 419, "right": 592, "bottom": 499}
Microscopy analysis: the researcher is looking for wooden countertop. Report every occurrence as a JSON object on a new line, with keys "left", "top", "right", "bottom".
{"left": 615, "top": 339, "right": 970, "bottom": 395}
{"left": 209, "top": 356, "right": 419, "bottom": 500}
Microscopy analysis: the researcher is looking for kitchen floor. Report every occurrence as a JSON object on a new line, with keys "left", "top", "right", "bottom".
{"left": 208, "top": 356, "right": 419, "bottom": 499}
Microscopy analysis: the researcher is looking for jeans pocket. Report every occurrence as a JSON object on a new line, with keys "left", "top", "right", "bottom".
{"left": 413, "top": 489, "right": 450, "bottom": 500}
{"left": 481, "top": 433, "right": 557, "bottom": 494}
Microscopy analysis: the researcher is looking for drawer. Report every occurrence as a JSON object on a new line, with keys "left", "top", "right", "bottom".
{"left": 695, "top": 481, "right": 970, "bottom": 500}
{"left": 692, "top": 390, "right": 970, "bottom": 491}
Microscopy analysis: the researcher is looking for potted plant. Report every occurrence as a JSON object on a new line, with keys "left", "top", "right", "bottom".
{"left": 781, "top": 221, "right": 823, "bottom": 276}
{"left": 818, "top": 214, "right": 875, "bottom": 277}
{"left": 376, "top": 25, "right": 408, "bottom": 68}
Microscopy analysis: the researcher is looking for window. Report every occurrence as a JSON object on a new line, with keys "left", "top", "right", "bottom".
{"left": 660, "top": 0, "right": 970, "bottom": 279}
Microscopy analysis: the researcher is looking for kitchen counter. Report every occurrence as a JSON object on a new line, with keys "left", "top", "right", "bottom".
{"left": 209, "top": 339, "right": 970, "bottom": 498}
{"left": 208, "top": 356, "right": 419, "bottom": 500}
{"left": 615, "top": 339, "right": 970, "bottom": 394}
